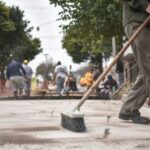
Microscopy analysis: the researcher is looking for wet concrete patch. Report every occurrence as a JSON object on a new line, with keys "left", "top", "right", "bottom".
{"left": 0, "top": 133, "right": 59, "bottom": 145}
{"left": 13, "top": 126, "right": 61, "bottom": 132}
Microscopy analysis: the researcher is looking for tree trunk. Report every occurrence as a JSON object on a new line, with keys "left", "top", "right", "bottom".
{"left": 91, "top": 53, "right": 103, "bottom": 73}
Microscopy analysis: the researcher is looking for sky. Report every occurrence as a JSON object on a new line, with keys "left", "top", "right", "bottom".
{"left": 3, "top": 0, "right": 86, "bottom": 73}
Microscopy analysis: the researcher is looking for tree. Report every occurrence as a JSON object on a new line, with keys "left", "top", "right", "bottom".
{"left": 0, "top": 5, "right": 42, "bottom": 76}
{"left": 6, "top": 6, "right": 42, "bottom": 62}
{"left": 0, "top": 1, "right": 15, "bottom": 32}
{"left": 62, "top": 24, "right": 104, "bottom": 70}
{"left": 36, "top": 58, "right": 55, "bottom": 81}
{"left": 49, "top": 0, "right": 124, "bottom": 70}
{"left": 0, "top": 1, "right": 16, "bottom": 76}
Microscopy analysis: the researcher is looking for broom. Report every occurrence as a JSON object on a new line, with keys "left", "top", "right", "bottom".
{"left": 61, "top": 16, "right": 150, "bottom": 132}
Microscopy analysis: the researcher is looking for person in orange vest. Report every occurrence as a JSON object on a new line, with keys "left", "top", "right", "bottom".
{"left": 80, "top": 77, "right": 86, "bottom": 87}
{"left": 80, "top": 68, "right": 94, "bottom": 89}
{"left": 84, "top": 68, "right": 94, "bottom": 88}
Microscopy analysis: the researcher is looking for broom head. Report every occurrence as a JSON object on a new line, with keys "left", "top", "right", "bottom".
{"left": 61, "top": 112, "right": 86, "bottom": 132}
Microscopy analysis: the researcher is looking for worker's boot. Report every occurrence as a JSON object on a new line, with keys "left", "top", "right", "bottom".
{"left": 13, "top": 91, "right": 18, "bottom": 99}
{"left": 25, "top": 90, "right": 30, "bottom": 97}
{"left": 130, "top": 115, "right": 150, "bottom": 124}
{"left": 19, "top": 88, "right": 23, "bottom": 99}
{"left": 119, "top": 113, "right": 150, "bottom": 124}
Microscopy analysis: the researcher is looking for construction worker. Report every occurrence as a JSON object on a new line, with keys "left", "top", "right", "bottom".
{"left": 119, "top": 1, "right": 150, "bottom": 124}
{"left": 84, "top": 69, "right": 94, "bottom": 88}
{"left": 22, "top": 59, "right": 33, "bottom": 97}
{"left": 79, "top": 68, "right": 94, "bottom": 89}
{"left": 101, "top": 75, "right": 118, "bottom": 99}
{"left": 54, "top": 61, "right": 68, "bottom": 96}
{"left": 7, "top": 59, "right": 26, "bottom": 99}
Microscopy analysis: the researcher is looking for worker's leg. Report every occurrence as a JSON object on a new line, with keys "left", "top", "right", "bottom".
{"left": 9, "top": 77, "right": 18, "bottom": 99}
{"left": 119, "top": 74, "right": 147, "bottom": 117}
{"left": 24, "top": 80, "right": 31, "bottom": 96}
{"left": 56, "top": 77, "right": 65, "bottom": 95}
{"left": 119, "top": 23, "right": 150, "bottom": 123}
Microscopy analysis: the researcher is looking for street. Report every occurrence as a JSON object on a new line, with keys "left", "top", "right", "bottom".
{"left": 0, "top": 99, "right": 149, "bottom": 150}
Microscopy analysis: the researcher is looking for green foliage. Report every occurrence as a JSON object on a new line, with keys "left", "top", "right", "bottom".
{"left": 0, "top": 1, "right": 9, "bottom": 17}
{"left": 22, "top": 38, "right": 42, "bottom": 60}
{"left": 0, "top": 5, "right": 42, "bottom": 75}
{"left": 49, "top": 0, "right": 124, "bottom": 68}
{"left": 0, "top": 1, "right": 15, "bottom": 32}
{"left": 62, "top": 25, "right": 88, "bottom": 63}
{"left": 8, "top": 6, "right": 42, "bottom": 62}
{"left": 36, "top": 59, "right": 55, "bottom": 80}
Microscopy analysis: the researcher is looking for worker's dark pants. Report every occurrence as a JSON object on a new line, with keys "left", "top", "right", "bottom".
{"left": 56, "top": 77, "right": 65, "bottom": 95}
{"left": 119, "top": 22, "right": 150, "bottom": 117}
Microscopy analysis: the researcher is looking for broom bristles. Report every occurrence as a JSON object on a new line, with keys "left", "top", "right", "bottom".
{"left": 61, "top": 113, "right": 86, "bottom": 132}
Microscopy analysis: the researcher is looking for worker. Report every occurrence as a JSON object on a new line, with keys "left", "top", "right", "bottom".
{"left": 54, "top": 61, "right": 68, "bottom": 96}
{"left": 119, "top": 0, "right": 150, "bottom": 124}
{"left": 22, "top": 59, "right": 33, "bottom": 97}
{"left": 7, "top": 59, "right": 26, "bottom": 99}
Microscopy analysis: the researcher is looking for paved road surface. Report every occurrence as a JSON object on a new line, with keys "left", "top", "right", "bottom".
{"left": 0, "top": 99, "right": 150, "bottom": 150}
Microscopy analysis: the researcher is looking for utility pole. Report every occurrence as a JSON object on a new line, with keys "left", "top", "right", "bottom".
{"left": 44, "top": 53, "right": 49, "bottom": 64}
{"left": 43, "top": 53, "right": 49, "bottom": 90}
{"left": 112, "top": 36, "right": 117, "bottom": 79}
{"left": 112, "top": 36, "right": 116, "bottom": 57}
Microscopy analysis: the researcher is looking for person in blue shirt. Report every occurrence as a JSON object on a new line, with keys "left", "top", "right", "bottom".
{"left": 7, "top": 59, "right": 26, "bottom": 99}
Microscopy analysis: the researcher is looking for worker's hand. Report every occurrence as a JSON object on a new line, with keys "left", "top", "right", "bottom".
{"left": 146, "top": 4, "right": 150, "bottom": 14}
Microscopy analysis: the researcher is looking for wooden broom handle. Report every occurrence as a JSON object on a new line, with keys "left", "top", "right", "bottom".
{"left": 73, "top": 16, "right": 150, "bottom": 112}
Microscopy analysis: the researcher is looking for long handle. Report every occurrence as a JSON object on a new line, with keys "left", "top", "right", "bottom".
{"left": 73, "top": 16, "right": 150, "bottom": 112}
